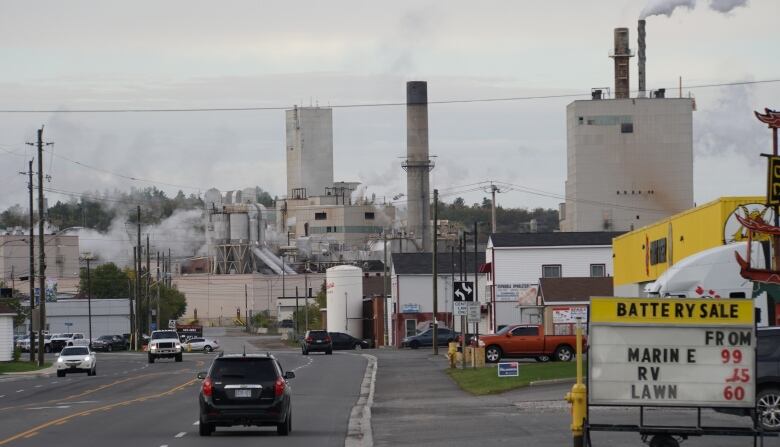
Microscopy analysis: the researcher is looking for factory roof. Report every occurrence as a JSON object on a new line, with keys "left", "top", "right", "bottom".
{"left": 489, "top": 232, "right": 623, "bottom": 248}
{"left": 391, "top": 252, "right": 485, "bottom": 275}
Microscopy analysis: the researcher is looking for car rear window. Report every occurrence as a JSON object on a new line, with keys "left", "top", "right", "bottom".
{"left": 308, "top": 331, "right": 328, "bottom": 339}
{"left": 210, "top": 358, "right": 278, "bottom": 381}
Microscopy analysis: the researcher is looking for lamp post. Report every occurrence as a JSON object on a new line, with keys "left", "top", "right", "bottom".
{"left": 80, "top": 252, "right": 95, "bottom": 346}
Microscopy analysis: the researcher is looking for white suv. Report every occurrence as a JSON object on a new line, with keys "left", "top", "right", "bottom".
{"left": 148, "top": 330, "right": 183, "bottom": 363}
{"left": 57, "top": 346, "right": 97, "bottom": 377}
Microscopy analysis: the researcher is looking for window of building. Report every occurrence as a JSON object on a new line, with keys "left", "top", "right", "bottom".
{"left": 542, "top": 264, "right": 562, "bottom": 278}
{"left": 315, "top": 212, "right": 327, "bottom": 220}
{"left": 405, "top": 319, "right": 417, "bottom": 337}
{"left": 364, "top": 212, "right": 375, "bottom": 220}
{"left": 590, "top": 264, "right": 606, "bottom": 277}
{"left": 326, "top": 226, "right": 332, "bottom": 233}
{"left": 649, "top": 238, "right": 667, "bottom": 265}
{"left": 621, "top": 122, "right": 634, "bottom": 133}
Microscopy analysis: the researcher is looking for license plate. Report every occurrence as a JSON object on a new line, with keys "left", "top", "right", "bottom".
{"left": 316, "top": 340, "right": 322, "bottom": 343}
{"left": 235, "top": 389, "right": 252, "bottom": 398}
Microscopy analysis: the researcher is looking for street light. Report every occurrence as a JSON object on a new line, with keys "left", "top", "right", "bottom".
{"left": 79, "top": 252, "right": 95, "bottom": 345}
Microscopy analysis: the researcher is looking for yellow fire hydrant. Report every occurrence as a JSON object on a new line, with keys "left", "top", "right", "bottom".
{"left": 448, "top": 341, "right": 458, "bottom": 368}
{"left": 564, "top": 319, "right": 586, "bottom": 447}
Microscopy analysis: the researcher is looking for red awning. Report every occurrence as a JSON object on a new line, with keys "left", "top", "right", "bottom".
{"left": 479, "top": 262, "right": 491, "bottom": 273}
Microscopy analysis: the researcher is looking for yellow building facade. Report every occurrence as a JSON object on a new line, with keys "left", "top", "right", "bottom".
{"left": 613, "top": 196, "right": 765, "bottom": 295}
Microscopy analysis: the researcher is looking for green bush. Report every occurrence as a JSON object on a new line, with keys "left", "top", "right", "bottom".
{"left": 12, "top": 346, "right": 21, "bottom": 362}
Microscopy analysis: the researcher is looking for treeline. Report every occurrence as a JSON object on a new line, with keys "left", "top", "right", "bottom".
{"left": 0, "top": 186, "right": 276, "bottom": 232}
{"left": 437, "top": 196, "right": 559, "bottom": 236}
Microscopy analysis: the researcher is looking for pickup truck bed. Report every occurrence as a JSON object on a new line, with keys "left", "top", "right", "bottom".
{"left": 478, "top": 324, "right": 585, "bottom": 363}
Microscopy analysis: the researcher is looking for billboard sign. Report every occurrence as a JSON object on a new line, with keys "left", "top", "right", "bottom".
{"left": 589, "top": 297, "right": 755, "bottom": 408}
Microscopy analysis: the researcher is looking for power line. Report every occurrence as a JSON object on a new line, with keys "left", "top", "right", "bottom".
{"left": 0, "top": 78, "right": 776, "bottom": 113}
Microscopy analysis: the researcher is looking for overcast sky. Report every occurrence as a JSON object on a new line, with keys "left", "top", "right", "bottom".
{"left": 1, "top": 0, "right": 778, "bottom": 216}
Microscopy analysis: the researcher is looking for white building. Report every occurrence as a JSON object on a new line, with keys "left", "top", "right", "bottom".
{"left": 485, "top": 232, "right": 621, "bottom": 331}
{"left": 0, "top": 303, "right": 14, "bottom": 361}
{"left": 390, "top": 252, "right": 486, "bottom": 347}
{"left": 25, "top": 298, "right": 131, "bottom": 338}
{"left": 286, "top": 106, "right": 334, "bottom": 198}
{"left": 560, "top": 97, "right": 694, "bottom": 232}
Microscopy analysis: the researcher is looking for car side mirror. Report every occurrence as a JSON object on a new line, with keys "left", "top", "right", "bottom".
{"left": 196, "top": 371, "right": 207, "bottom": 380}
{"left": 284, "top": 371, "right": 295, "bottom": 380}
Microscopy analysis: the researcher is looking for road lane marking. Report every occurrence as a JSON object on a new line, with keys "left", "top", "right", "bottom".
{"left": 27, "top": 406, "right": 70, "bottom": 410}
{"left": 174, "top": 432, "right": 186, "bottom": 438}
{"left": 0, "top": 378, "right": 197, "bottom": 445}
{"left": 34, "top": 385, "right": 42, "bottom": 388}
{"left": 15, "top": 390, "right": 23, "bottom": 393}
{"left": 345, "top": 354, "right": 377, "bottom": 447}
{"left": 192, "top": 421, "right": 199, "bottom": 425}
{"left": 22, "top": 432, "right": 37, "bottom": 439}
{"left": 0, "top": 395, "right": 5, "bottom": 398}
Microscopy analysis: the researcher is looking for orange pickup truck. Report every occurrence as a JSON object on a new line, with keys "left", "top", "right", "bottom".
{"left": 478, "top": 324, "right": 585, "bottom": 363}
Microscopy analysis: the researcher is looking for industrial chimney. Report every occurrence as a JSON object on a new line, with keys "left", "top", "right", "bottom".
{"left": 610, "top": 27, "right": 633, "bottom": 99}
{"left": 638, "top": 19, "right": 646, "bottom": 98}
{"left": 403, "top": 81, "right": 433, "bottom": 252}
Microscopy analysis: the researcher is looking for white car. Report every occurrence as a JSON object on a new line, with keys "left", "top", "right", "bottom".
{"left": 56, "top": 346, "right": 97, "bottom": 377}
{"left": 184, "top": 337, "right": 219, "bottom": 352}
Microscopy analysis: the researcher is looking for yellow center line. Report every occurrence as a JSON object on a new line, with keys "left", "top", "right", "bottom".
{"left": 0, "top": 378, "right": 197, "bottom": 446}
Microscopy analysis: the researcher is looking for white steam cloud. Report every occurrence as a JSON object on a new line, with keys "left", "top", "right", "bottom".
{"left": 640, "top": 0, "right": 748, "bottom": 18}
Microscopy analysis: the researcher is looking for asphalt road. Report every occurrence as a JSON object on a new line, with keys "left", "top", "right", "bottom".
{"left": 0, "top": 329, "right": 367, "bottom": 447}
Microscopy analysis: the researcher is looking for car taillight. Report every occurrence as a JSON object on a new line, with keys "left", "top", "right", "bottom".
{"left": 325, "top": 336, "right": 331, "bottom": 342}
{"left": 305, "top": 337, "right": 313, "bottom": 343}
{"left": 274, "top": 377, "right": 286, "bottom": 397}
{"left": 202, "top": 377, "right": 213, "bottom": 397}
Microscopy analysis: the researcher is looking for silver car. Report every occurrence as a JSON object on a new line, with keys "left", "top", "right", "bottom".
{"left": 184, "top": 337, "right": 219, "bottom": 352}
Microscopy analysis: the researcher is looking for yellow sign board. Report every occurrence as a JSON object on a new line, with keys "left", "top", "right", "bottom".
{"left": 590, "top": 297, "right": 754, "bottom": 326}
{"left": 768, "top": 156, "right": 780, "bottom": 205}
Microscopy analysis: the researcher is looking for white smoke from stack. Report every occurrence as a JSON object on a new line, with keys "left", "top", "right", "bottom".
{"left": 640, "top": 0, "right": 748, "bottom": 18}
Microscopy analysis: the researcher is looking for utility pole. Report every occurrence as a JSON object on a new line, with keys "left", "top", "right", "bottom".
{"left": 304, "top": 272, "right": 309, "bottom": 333}
{"left": 146, "top": 234, "right": 150, "bottom": 335}
{"left": 84, "top": 255, "right": 93, "bottom": 345}
{"left": 474, "top": 220, "right": 479, "bottom": 345}
{"left": 130, "top": 248, "right": 136, "bottom": 349}
{"left": 383, "top": 231, "right": 389, "bottom": 347}
{"left": 432, "top": 188, "right": 439, "bottom": 355}
{"left": 34, "top": 128, "right": 51, "bottom": 366}
{"left": 27, "top": 159, "right": 35, "bottom": 363}
{"left": 244, "top": 284, "right": 249, "bottom": 333}
{"left": 156, "top": 251, "right": 161, "bottom": 330}
{"left": 294, "top": 286, "right": 299, "bottom": 337}
{"left": 489, "top": 183, "right": 502, "bottom": 234}
{"left": 135, "top": 205, "right": 141, "bottom": 350}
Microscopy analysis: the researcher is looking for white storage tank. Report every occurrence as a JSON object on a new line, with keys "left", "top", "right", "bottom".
{"left": 326, "top": 265, "right": 363, "bottom": 338}
{"left": 229, "top": 213, "right": 249, "bottom": 241}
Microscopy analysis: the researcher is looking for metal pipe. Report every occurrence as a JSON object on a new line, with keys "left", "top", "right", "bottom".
{"left": 405, "top": 81, "right": 432, "bottom": 252}
{"left": 638, "top": 20, "right": 646, "bottom": 97}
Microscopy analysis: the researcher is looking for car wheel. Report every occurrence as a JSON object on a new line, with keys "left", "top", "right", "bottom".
{"left": 107, "top": 345, "right": 113, "bottom": 352}
{"left": 326, "top": 349, "right": 333, "bottom": 355}
{"left": 302, "top": 348, "right": 308, "bottom": 355}
{"left": 485, "top": 345, "right": 502, "bottom": 363}
{"left": 757, "top": 387, "right": 780, "bottom": 431}
{"left": 554, "top": 345, "right": 574, "bottom": 362}
{"left": 88, "top": 367, "right": 96, "bottom": 376}
{"left": 536, "top": 355, "right": 551, "bottom": 362}
{"left": 277, "top": 411, "right": 291, "bottom": 436}
{"left": 198, "top": 418, "right": 214, "bottom": 436}
{"left": 57, "top": 370, "right": 65, "bottom": 378}
{"left": 354, "top": 343, "right": 362, "bottom": 350}
{"left": 148, "top": 355, "right": 155, "bottom": 364}
{"left": 204, "top": 345, "right": 212, "bottom": 353}
{"left": 175, "top": 353, "right": 183, "bottom": 362}
{"left": 409, "top": 340, "right": 420, "bottom": 350}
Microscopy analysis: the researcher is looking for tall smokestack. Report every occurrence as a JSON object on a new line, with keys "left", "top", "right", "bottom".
{"left": 638, "top": 19, "right": 646, "bottom": 98}
{"left": 610, "top": 27, "right": 633, "bottom": 99}
{"left": 404, "top": 81, "right": 432, "bottom": 252}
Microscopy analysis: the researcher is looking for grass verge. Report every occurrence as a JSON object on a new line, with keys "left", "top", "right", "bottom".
{"left": 447, "top": 361, "right": 579, "bottom": 395}
{"left": 0, "top": 361, "right": 52, "bottom": 374}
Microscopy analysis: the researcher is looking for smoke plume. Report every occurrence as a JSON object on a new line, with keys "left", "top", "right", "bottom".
{"left": 640, "top": 0, "right": 748, "bottom": 18}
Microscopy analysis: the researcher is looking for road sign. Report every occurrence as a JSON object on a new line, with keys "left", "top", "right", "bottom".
{"left": 168, "top": 319, "right": 177, "bottom": 329}
{"left": 454, "top": 302, "right": 468, "bottom": 316}
{"left": 453, "top": 281, "right": 474, "bottom": 302}
{"left": 497, "top": 362, "right": 519, "bottom": 377}
{"left": 589, "top": 297, "right": 755, "bottom": 408}
{"left": 467, "top": 302, "right": 480, "bottom": 323}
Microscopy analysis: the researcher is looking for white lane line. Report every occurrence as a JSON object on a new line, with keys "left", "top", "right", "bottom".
{"left": 15, "top": 389, "right": 24, "bottom": 393}
{"left": 0, "top": 395, "right": 6, "bottom": 398}
{"left": 192, "top": 421, "right": 199, "bottom": 425}
{"left": 291, "top": 356, "right": 314, "bottom": 372}
{"left": 174, "top": 432, "right": 186, "bottom": 438}
{"left": 27, "top": 405, "right": 71, "bottom": 410}
{"left": 34, "top": 385, "right": 42, "bottom": 388}
{"left": 51, "top": 381, "right": 58, "bottom": 384}
{"left": 160, "top": 445, "right": 168, "bottom": 447}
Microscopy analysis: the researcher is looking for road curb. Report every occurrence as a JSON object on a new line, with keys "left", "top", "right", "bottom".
{"left": 529, "top": 377, "right": 575, "bottom": 386}
{"left": 345, "top": 353, "right": 377, "bottom": 447}
{"left": 2, "top": 364, "right": 57, "bottom": 377}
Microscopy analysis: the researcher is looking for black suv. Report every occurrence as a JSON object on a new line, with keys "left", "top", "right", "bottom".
{"left": 301, "top": 330, "right": 332, "bottom": 355}
{"left": 197, "top": 354, "right": 295, "bottom": 436}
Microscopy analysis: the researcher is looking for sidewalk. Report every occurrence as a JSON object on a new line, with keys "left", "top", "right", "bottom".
{"left": 1, "top": 363, "right": 56, "bottom": 378}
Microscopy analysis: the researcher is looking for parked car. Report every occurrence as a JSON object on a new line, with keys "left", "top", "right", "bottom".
{"left": 91, "top": 335, "right": 127, "bottom": 352}
{"left": 301, "top": 330, "right": 332, "bottom": 355}
{"left": 56, "top": 346, "right": 97, "bottom": 377}
{"left": 197, "top": 353, "right": 295, "bottom": 436}
{"left": 329, "top": 332, "right": 370, "bottom": 350}
{"left": 715, "top": 326, "right": 780, "bottom": 431}
{"left": 19, "top": 334, "right": 53, "bottom": 353}
{"left": 184, "top": 337, "right": 220, "bottom": 352}
{"left": 50, "top": 333, "right": 89, "bottom": 352}
{"left": 401, "top": 328, "right": 458, "bottom": 349}
{"left": 477, "top": 324, "right": 584, "bottom": 363}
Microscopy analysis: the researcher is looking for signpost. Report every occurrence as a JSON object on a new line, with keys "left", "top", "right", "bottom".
{"left": 168, "top": 319, "right": 176, "bottom": 330}
{"left": 467, "top": 302, "right": 480, "bottom": 323}
{"left": 453, "top": 281, "right": 474, "bottom": 369}
{"left": 497, "top": 361, "right": 519, "bottom": 377}
{"left": 585, "top": 297, "right": 769, "bottom": 444}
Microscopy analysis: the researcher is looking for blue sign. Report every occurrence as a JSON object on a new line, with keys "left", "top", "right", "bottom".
{"left": 497, "top": 362, "right": 519, "bottom": 378}
{"left": 401, "top": 303, "right": 421, "bottom": 313}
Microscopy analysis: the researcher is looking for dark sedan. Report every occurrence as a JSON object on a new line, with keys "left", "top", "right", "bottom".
{"left": 329, "top": 332, "right": 371, "bottom": 350}
{"left": 91, "top": 335, "right": 127, "bottom": 352}
{"left": 401, "top": 328, "right": 458, "bottom": 349}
